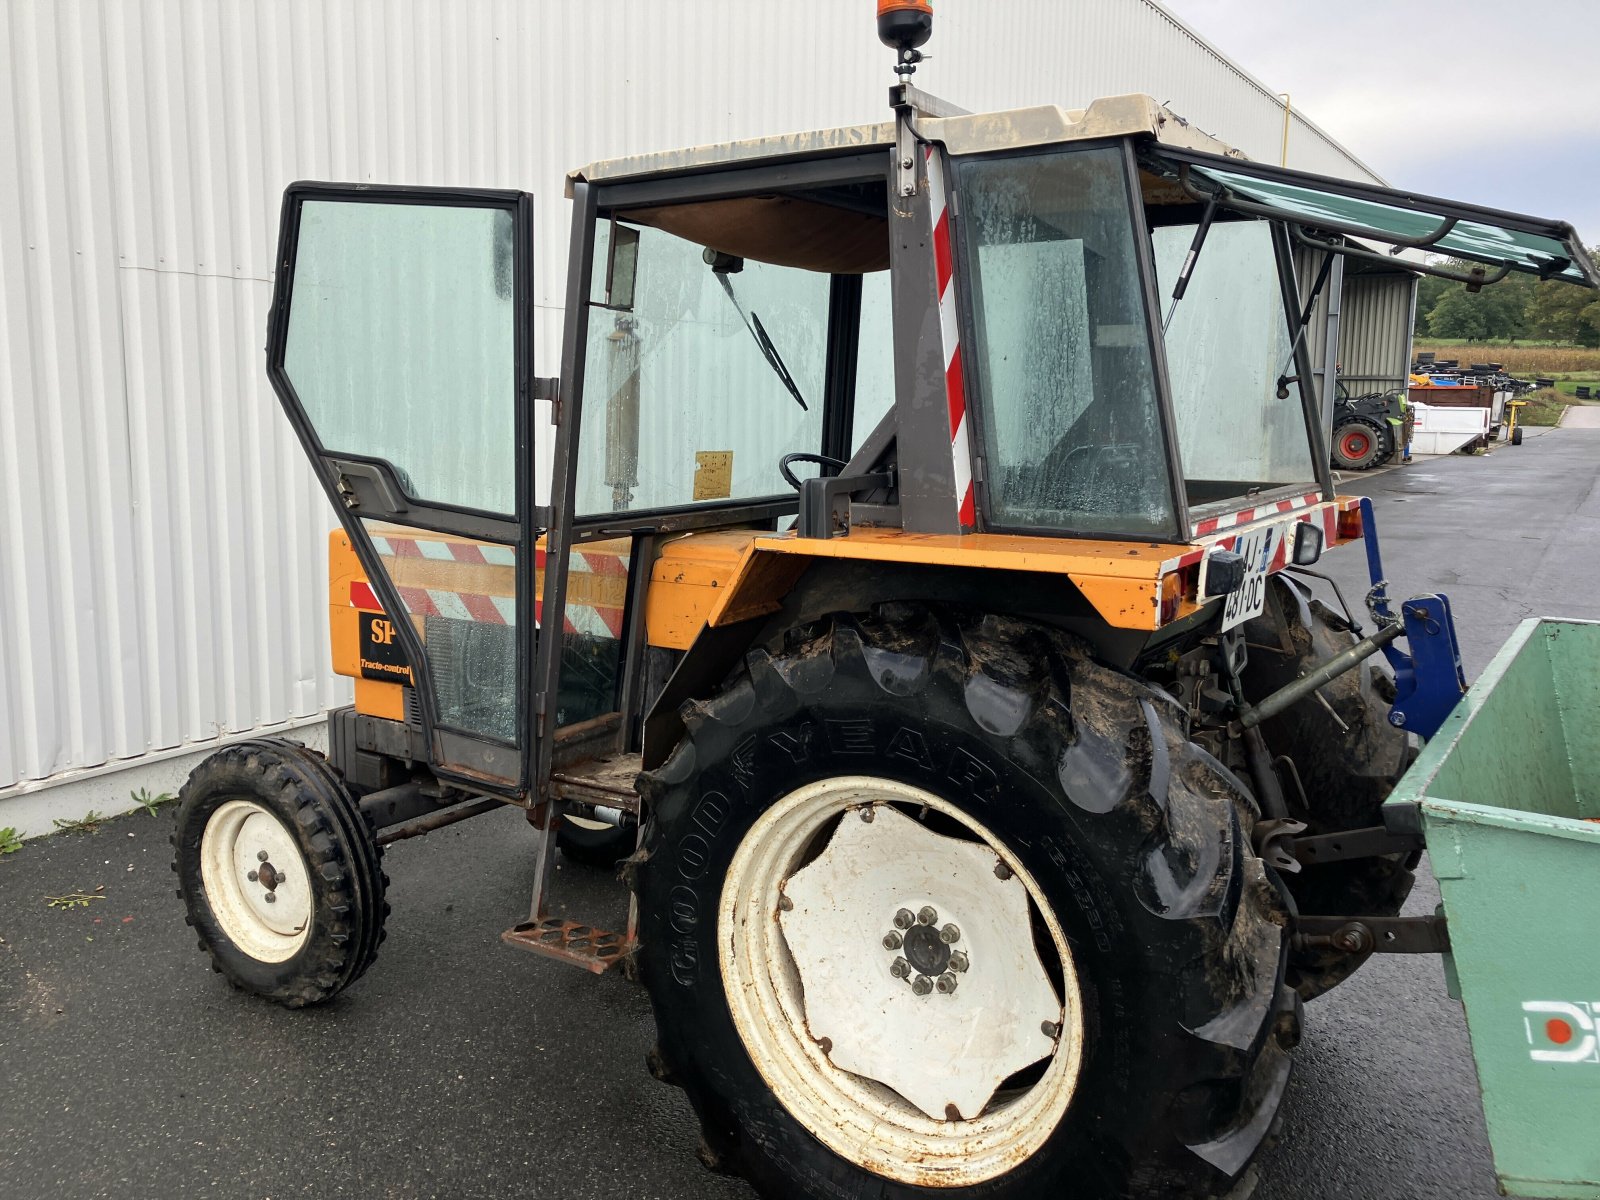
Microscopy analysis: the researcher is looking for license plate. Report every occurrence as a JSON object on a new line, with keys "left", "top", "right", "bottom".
{"left": 1218, "top": 523, "right": 1283, "bottom": 632}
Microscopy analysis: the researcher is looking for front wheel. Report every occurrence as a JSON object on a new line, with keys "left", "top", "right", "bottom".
{"left": 173, "top": 739, "right": 388, "bottom": 1007}
{"left": 637, "top": 606, "right": 1295, "bottom": 1198}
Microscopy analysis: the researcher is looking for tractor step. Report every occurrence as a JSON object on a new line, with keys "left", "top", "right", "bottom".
{"left": 502, "top": 916, "right": 633, "bottom": 975}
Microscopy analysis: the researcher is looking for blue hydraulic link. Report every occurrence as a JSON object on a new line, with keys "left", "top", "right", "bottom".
{"left": 1359, "top": 497, "right": 1467, "bottom": 739}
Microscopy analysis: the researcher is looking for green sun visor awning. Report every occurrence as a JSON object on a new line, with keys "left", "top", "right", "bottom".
{"left": 1150, "top": 149, "right": 1598, "bottom": 287}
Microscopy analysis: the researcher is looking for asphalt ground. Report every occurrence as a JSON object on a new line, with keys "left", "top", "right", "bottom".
{"left": 4, "top": 425, "right": 1598, "bottom": 1200}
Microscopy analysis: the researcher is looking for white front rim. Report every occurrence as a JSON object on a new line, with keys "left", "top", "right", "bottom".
{"left": 719, "top": 776, "right": 1085, "bottom": 1188}
{"left": 200, "top": 799, "right": 313, "bottom": 963}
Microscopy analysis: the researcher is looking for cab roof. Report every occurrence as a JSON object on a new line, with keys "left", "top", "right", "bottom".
{"left": 567, "top": 93, "right": 1244, "bottom": 192}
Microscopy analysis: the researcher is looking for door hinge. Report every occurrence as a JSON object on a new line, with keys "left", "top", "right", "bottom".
{"left": 533, "top": 691, "right": 548, "bottom": 718}
{"left": 535, "top": 376, "right": 560, "bottom": 425}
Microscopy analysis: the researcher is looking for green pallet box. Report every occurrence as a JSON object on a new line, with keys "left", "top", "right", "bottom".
{"left": 1389, "top": 618, "right": 1600, "bottom": 1198}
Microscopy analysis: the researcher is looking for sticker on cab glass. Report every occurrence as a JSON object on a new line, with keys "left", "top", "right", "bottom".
{"left": 358, "top": 611, "right": 415, "bottom": 686}
{"left": 693, "top": 450, "right": 733, "bottom": 501}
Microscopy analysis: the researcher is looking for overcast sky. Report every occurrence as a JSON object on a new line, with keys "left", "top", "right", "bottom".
{"left": 1160, "top": 0, "right": 1600, "bottom": 247}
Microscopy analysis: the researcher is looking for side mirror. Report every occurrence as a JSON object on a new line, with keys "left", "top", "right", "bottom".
{"left": 1292, "top": 521, "right": 1324, "bottom": 566}
{"left": 604, "top": 221, "right": 639, "bottom": 311}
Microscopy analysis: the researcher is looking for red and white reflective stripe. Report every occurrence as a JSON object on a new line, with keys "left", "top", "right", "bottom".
{"left": 1163, "top": 498, "right": 1345, "bottom": 576}
{"left": 369, "top": 535, "right": 516, "bottom": 566}
{"left": 925, "top": 146, "right": 975, "bottom": 530}
{"left": 352, "top": 539, "right": 625, "bottom": 638}
{"left": 1190, "top": 490, "right": 1324, "bottom": 539}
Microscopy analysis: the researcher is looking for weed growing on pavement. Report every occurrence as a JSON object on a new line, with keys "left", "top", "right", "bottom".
{"left": 44, "top": 891, "right": 105, "bottom": 910}
{"left": 0, "top": 827, "right": 22, "bottom": 855}
{"left": 51, "top": 811, "right": 105, "bottom": 836}
{"left": 131, "top": 788, "right": 174, "bottom": 817}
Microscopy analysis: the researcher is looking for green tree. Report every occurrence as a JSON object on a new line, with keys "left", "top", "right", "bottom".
{"left": 1413, "top": 274, "right": 1450, "bottom": 334}
{"left": 1525, "top": 277, "right": 1600, "bottom": 347}
{"left": 1425, "top": 275, "right": 1529, "bottom": 341}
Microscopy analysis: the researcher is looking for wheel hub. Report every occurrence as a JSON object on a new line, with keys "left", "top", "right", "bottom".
{"left": 200, "top": 799, "right": 313, "bottom": 962}
{"left": 886, "top": 907, "right": 967, "bottom": 991}
{"left": 778, "top": 801, "right": 1064, "bottom": 1121}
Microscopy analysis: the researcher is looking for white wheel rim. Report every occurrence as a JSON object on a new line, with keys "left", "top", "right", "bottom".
{"left": 720, "top": 776, "right": 1085, "bottom": 1187}
{"left": 200, "top": 799, "right": 313, "bottom": 963}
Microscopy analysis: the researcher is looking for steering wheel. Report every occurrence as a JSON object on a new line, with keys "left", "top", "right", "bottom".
{"left": 779, "top": 452, "right": 849, "bottom": 491}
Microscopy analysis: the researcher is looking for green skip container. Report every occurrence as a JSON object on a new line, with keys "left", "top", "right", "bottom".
{"left": 1387, "top": 618, "right": 1600, "bottom": 1198}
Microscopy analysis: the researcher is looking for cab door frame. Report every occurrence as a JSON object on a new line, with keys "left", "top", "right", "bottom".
{"left": 265, "top": 181, "right": 541, "bottom": 797}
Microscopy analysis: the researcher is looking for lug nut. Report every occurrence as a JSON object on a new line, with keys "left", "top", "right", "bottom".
{"left": 912, "top": 975, "right": 933, "bottom": 996}
{"left": 893, "top": 908, "right": 915, "bottom": 930}
{"left": 890, "top": 956, "right": 911, "bottom": 979}
{"left": 257, "top": 850, "right": 269, "bottom": 863}
{"left": 935, "top": 972, "right": 958, "bottom": 994}
{"left": 1041, "top": 1020, "right": 1062, "bottom": 1039}
{"left": 883, "top": 931, "right": 903, "bottom": 951}
{"left": 949, "top": 950, "right": 969, "bottom": 973}
{"left": 858, "top": 806, "right": 875, "bottom": 823}
{"left": 917, "top": 906, "right": 937, "bottom": 925}
{"left": 939, "top": 923, "right": 960, "bottom": 944}
{"left": 778, "top": 894, "right": 794, "bottom": 912}
{"left": 247, "top": 870, "right": 259, "bottom": 883}
{"left": 264, "top": 893, "right": 277, "bottom": 904}
{"left": 994, "top": 860, "right": 1013, "bottom": 881}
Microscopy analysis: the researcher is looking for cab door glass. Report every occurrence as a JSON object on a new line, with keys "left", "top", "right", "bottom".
{"left": 285, "top": 201, "right": 517, "bottom": 515}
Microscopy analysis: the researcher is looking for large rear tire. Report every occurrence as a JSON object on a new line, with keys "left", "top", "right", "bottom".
{"left": 1240, "top": 577, "right": 1416, "bottom": 999}
{"left": 636, "top": 605, "right": 1295, "bottom": 1199}
{"left": 173, "top": 739, "right": 388, "bottom": 1007}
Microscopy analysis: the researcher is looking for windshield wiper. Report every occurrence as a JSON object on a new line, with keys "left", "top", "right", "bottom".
{"left": 715, "top": 271, "right": 809, "bottom": 412}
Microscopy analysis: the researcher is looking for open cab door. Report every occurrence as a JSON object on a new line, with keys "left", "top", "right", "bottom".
{"left": 266, "top": 184, "right": 539, "bottom": 796}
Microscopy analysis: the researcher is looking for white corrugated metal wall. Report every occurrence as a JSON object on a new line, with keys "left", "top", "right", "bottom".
{"left": 0, "top": 0, "right": 1382, "bottom": 823}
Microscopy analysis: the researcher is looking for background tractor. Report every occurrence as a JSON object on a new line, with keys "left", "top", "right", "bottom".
{"left": 170, "top": 5, "right": 1598, "bottom": 1196}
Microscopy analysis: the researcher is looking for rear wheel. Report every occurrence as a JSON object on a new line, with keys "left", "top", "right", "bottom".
{"left": 173, "top": 739, "right": 388, "bottom": 1007}
{"left": 637, "top": 606, "right": 1295, "bottom": 1198}
{"left": 1331, "top": 419, "right": 1385, "bottom": 471}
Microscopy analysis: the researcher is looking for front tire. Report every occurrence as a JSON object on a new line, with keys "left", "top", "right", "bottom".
{"left": 173, "top": 739, "right": 388, "bottom": 1007}
{"left": 636, "top": 606, "right": 1294, "bottom": 1199}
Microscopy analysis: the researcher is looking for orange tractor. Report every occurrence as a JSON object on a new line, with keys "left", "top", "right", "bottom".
{"left": 171, "top": 5, "right": 1597, "bottom": 1195}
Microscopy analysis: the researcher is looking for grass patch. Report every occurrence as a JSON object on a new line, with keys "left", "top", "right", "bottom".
{"left": 1414, "top": 342, "right": 1600, "bottom": 376}
{"left": 1517, "top": 389, "right": 1579, "bottom": 427}
{"left": 1550, "top": 376, "right": 1600, "bottom": 397}
{"left": 0, "top": 827, "right": 23, "bottom": 856}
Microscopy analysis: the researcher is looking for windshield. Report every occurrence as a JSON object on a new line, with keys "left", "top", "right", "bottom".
{"left": 576, "top": 219, "right": 830, "bottom": 516}
{"left": 1153, "top": 219, "right": 1320, "bottom": 508}
{"left": 957, "top": 145, "right": 1177, "bottom": 539}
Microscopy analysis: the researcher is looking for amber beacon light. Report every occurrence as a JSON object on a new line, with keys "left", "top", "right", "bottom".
{"left": 878, "top": 0, "right": 933, "bottom": 70}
